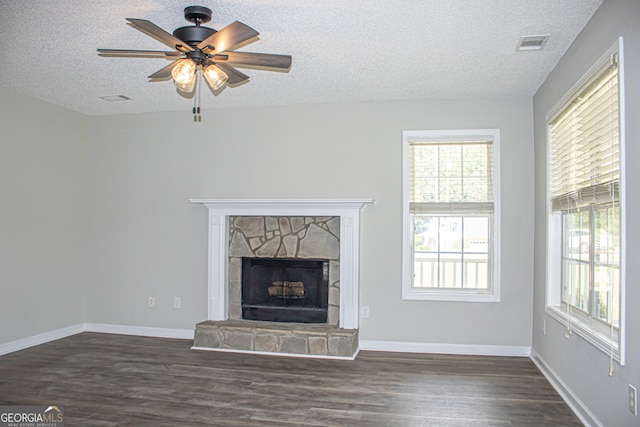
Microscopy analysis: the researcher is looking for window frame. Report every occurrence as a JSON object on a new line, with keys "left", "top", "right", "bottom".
{"left": 545, "top": 38, "right": 626, "bottom": 365}
{"left": 402, "top": 129, "right": 501, "bottom": 302}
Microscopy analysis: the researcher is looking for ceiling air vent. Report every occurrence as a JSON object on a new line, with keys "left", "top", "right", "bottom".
{"left": 99, "top": 95, "right": 132, "bottom": 102}
{"left": 517, "top": 35, "right": 549, "bottom": 51}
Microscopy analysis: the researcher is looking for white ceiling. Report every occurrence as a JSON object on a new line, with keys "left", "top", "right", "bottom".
{"left": 0, "top": 0, "right": 603, "bottom": 116}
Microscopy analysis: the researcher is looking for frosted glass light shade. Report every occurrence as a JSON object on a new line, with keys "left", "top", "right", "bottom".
{"left": 171, "top": 59, "right": 197, "bottom": 92}
{"left": 203, "top": 65, "right": 228, "bottom": 90}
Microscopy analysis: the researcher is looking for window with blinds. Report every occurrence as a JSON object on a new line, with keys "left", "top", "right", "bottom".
{"left": 402, "top": 130, "right": 500, "bottom": 302}
{"left": 409, "top": 140, "right": 494, "bottom": 214}
{"left": 549, "top": 59, "right": 619, "bottom": 212}
{"left": 545, "top": 39, "right": 625, "bottom": 364}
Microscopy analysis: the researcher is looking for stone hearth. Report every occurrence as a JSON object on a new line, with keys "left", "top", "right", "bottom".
{"left": 194, "top": 320, "right": 358, "bottom": 358}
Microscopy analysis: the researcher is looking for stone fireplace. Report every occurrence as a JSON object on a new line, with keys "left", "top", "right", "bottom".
{"left": 228, "top": 215, "right": 340, "bottom": 325}
{"left": 189, "top": 199, "right": 373, "bottom": 358}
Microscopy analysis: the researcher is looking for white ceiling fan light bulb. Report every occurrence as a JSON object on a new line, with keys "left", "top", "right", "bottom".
{"left": 203, "top": 65, "right": 229, "bottom": 91}
{"left": 171, "top": 59, "right": 197, "bottom": 92}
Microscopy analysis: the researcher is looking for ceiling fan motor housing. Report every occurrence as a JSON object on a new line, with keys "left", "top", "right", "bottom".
{"left": 173, "top": 25, "right": 216, "bottom": 47}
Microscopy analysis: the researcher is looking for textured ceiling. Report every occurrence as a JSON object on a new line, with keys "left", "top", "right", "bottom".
{"left": 0, "top": 0, "right": 602, "bottom": 116}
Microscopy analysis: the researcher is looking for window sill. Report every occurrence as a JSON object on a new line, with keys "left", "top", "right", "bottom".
{"left": 545, "top": 305, "right": 622, "bottom": 365}
{"left": 403, "top": 288, "right": 500, "bottom": 302}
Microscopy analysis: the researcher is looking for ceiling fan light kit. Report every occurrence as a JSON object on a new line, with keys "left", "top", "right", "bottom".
{"left": 98, "top": 5, "right": 292, "bottom": 121}
{"left": 171, "top": 59, "right": 197, "bottom": 92}
{"left": 202, "top": 65, "right": 228, "bottom": 90}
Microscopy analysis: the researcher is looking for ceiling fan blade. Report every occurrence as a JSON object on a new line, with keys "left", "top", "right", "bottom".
{"left": 126, "top": 18, "right": 194, "bottom": 53}
{"left": 212, "top": 63, "right": 250, "bottom": 85}
{"left": 212, "top": 52, "right": 292, "bottom": 70}
{"left": 197, "top": 21, "right": 259, "bottom": 53}
{"left": 147, "top": 60, "right": 181, "bottom": 79}
{"left": 97, "top": 49, "right": 183, "bottom": 58}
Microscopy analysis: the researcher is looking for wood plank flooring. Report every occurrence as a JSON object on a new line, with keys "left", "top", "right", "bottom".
{"left": 0, "top": 333, "right": 582, "bottom": 426}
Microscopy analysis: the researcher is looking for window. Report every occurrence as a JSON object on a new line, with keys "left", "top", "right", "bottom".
{"left": 546, "top": 39, "right": 625, "bottom": 363}
{"left": 402, "top": 129, "right": 500, "bottom": 302}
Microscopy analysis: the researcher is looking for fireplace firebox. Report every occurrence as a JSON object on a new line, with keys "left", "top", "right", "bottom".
{"left": 241, "top": 257, "right": 329, "bottom": 323}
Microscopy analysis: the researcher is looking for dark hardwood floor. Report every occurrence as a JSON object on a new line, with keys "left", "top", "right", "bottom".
{"left": 0, "top": 333, "right": 581, "bottom": 426}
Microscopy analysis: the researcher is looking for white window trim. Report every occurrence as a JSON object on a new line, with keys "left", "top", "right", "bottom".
{"left": 402, "top": 129, "right": 501, "bottom": 302}
{"left": 545, "top": 37, "right": 626, "bottom": 365}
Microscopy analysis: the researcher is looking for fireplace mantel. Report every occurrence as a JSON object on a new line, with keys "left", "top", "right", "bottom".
{"left": 190, "top": 198, "right": 374, "bottom": 329}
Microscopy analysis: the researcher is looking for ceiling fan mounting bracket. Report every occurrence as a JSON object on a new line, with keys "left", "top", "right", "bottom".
{"left": 184, "top": 6, "right": 212, "bottom": 25}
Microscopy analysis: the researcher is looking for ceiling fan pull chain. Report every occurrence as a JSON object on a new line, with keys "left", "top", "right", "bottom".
{"left": 192, "top": 68, "right": 197, "bottom": 121}
{"left": 198, "top": 69, "right": 202, "bottom": 122}
{"left": 192, "top": 80, "right": 197, "bottom": 120}
{"left": 194, "top": 67, "right": 202, "bottom": 122}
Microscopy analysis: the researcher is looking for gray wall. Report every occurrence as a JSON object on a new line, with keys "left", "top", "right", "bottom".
{"left": 532, "top": 1, "right": 640, "bottom": 425}
{"left": 0, "top": 87, "right": 89, "bottom": 343}
{"left": 85, "top": 97, "right": 534, "bottom": 347}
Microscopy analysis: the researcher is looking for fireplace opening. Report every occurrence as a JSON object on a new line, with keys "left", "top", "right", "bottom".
{"left": 241, "top": 257, "right": 329, "bottom": 323}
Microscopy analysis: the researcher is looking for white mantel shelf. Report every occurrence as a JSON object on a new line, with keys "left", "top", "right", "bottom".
{"left": 190, "top": 199, "right": 374, "bottom": 213}
{"left": 190, "top": 198, "right": 374, "bottom": 330}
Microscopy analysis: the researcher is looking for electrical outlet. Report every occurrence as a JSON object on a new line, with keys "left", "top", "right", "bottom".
{"left": 630, "top": 384, "right": 638, "bottom": 416}
{"left": 361, "top": 306, "right": 370, "bottom": 319}
{"left": 173, "top": 296, "right": 181, "bottom": 309}
{"left": 148, "top": 296, "right": 155, "bottom": 308}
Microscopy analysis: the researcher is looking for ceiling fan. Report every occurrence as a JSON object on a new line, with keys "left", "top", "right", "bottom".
{"left": 98, "top": 5, "right": 292, "bottom": 121}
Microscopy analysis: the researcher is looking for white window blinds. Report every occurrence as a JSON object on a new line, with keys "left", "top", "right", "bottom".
{"left": 549, "top": 58, "right": 619, "bottom": 212}
{"left": 409, "top": 140, "right": 494, "bottom": 214}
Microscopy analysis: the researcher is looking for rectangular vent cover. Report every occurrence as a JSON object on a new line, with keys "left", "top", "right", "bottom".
{"left": 99, "top": 95, "right": 132, "bottom": 102}
{"left": 517, "top": 35, "right": 549, "bottom": 51}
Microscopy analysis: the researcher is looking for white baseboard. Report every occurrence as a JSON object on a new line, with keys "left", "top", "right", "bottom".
{"left": 359, "top": 339, "right": 531, "bottom": 357}
{"left": 0, "top": 323, "right": 194, "bottom": 356}
{"left": 84, "top": 323, "right": 194, "bottom": 340}
{"left": 0, "top": 323, "right": 85, "bottom": 356}
{"left": 530, "top": 349, "right": 603, "bottom": 427}
{"left": 2, "top": 329, "right": 532, "bottom": 359}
